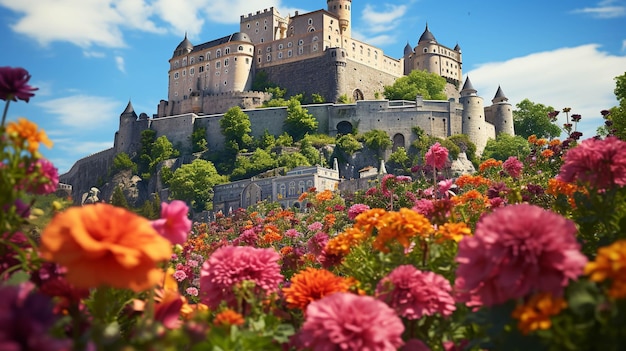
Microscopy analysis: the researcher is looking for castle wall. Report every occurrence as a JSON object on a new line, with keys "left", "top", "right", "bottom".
{"left": 59, "top": 148, "right": 116, "bottom": 203}
{"left": 149, "top": 114, "right": 195, "bottom": 153}
{"left": 485, "top": 102, "right": 515, "bottom": 136}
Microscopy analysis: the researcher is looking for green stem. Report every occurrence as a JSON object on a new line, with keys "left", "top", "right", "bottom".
{"left": 1, "top": 99, "right": 10, "bottom": 127}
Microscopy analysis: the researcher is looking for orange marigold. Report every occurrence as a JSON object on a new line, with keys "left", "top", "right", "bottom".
{"left": 323, "top": 213, "right": 336, "bottom": 228}
{"left": 512, "top": 293, "right": 566, "bottom": 335}
{"left": 40, "top": 203, "right": 172, "bottom": 292}
{"left": 214, "top": 309, "right": 245, "bottom": 326}
{"left": 455, "top": 174, "right": 491, "bottom": 188}
{"left": 536, "top": 138, "right": 548, "bottom": 147}
{"left": 325, "top": 226, "right": 368, "bottom": 256}
{"left": 549, "top": 139, "right": 561, "bottom": 147}
{"left": 585, "top": 239, "right": 626, "bottom": 298}
{"left": 373, "top": 208, "right": 433, "bottom": 252}
{"left": 282, "top": 267, "right": 351, "bottom": 310}
{"left": 528, "top": 135, "right": 538, "bottom": 144}
{"left": 298, "top": 192, "right": 308, "bottom": 202}
{"left": 5, "top": 117, "right": 53, "bottom": 153}
{"left": 315, "top": 189, "right": 334, "bottom": 202}
{"left": 541, "top": 149, "right": 554, "bottom": 158}
{"left": 478, "top": 158, "right": 503, "bottom": 172}
{"left": 354, "top": 208, "right": 387, "bottom": 235}
{"left": 436, "top": 222, "right": 472, "bottom": 243}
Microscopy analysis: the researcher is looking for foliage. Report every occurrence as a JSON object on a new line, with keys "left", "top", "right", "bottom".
{"left": 482, "top": 133, "right": 531, "bottom": 161}
{"left": 383, "top": 70, "right": 447, "bottom": 101}
{"left": 251, "top": 70, "right": 276, "bottom": 92}
{"left": 598, "top": 73, "right": 626, "bottom": 140}
{"left": 284, "top": 97, "right": 318, "bottom": 141}
{"left": 150, "top": 136, "right": 179, "bottom": 170}
{"left": 110, "top": 185, "right": 129, "bottom": 209}
{"left": 513, "top": 98, "right": 561, "bottom": 139}
{"left": 302, "top": 133, "right": 335, "bottom": 148}
{"left": 299, "top": 138, "right": 322, "bottom": 165}
{"left": 220, "top": 106, "right": 252, "bottom": 148}
{"left": 257, "top": 129, "right": 276, "bottom": 150}
{"left": 191, "top": 126, "right": 208, "bottom": 153}
{"left": 275, "top": 132, "right": 293, "bottom": 147}
{"left": 387, "top": 147, "right": 411, "bottom": 174}
{"left": 138, "top": 131, "right": 179, "bottom": 178}
{"left": 168, "top": 159, "right": 227, "bottom": 212}
{"left": 138, "top": 129, "right": 156, "bottom": 175}
{"left": 112, "top": 152, "right": 137, "bottom": 174}
{"left": 231, "top": 148, "right": 278, "bottom": 181}
{"left": 336, "top": 133, "right": 362, "bottom": 155}
{"left": 311, "top": 93, "right": 325, "bottom": 103}
{"left": 447, "top": 134, "right": 477, "bottom": 163}
{"left": 363, "top": 129, "right": 391, "bottom": 157}
{"left": 277, "top": 152, "right": 311, "bottom": 169}
{"left": 337, "top": 94, "right": 351, "bottom": 104}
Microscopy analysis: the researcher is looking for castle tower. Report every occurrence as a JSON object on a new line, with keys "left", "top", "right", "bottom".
{"left": 490, "top": 86, "right": 515, "bottom": 136}
{"left": 408, "top": 24, "right": 462, "bottom": 87}
{"left": 460, "top": 76, "right": 488, "bottom": 154}
{"left": 327, "top": 0, "right": 352, "bottom": 37}
{"left": 114, "top": 101, "right": 139, "bottom": 154}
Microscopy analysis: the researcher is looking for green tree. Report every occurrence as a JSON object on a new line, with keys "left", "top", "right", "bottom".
{"left": 482, "top": 134, "right": 531, "bottom": 161}
{"left": 601, "top": 73, "right": 626, "bottom": 140}
{"left": 220, "top": 106, "right": 252, "bottom": 147}
{"left": 110, "top": 185, "right": 129, "bottom": 209}
{"left": 138, "top": 129, "right": 157, "bottom": 175}
{"left": 337, "top": 94, "right": 351, "bottom": 104}
{"left": 149, "top": 136, "right": 179, "bottom": 170}
{"left": 251, "top": 71, "right": 276, "bottom": 92}
{"left": 276, "top": 132, "right": 293, "bottom": 147}
{"left": 311, "top": 93, "right": 325, "bottom": 103}
{"left": 112, "top": 152, "right": 137, "bottom": 174}
{"left": 168, "top": 159, "right": 227, "bottom": 212}
{"left": 447, "top": 134, "right": 477, "bottom": 164}
{"left": 363, "top": 129, "right": 391, "bottom": 157}
{"left": 278, "top": 152, "right": 311, "bottom": 169}
{"left": 513, "top": 98, "right": 561, "bottom": 139}
{"left": 387, "top": 147, "right": 411, "bottom": 174}
{"left": 257, "top": 129, "right": 276, "bottom": 150}
{"left": 231, "top": 148, "right": 278, "bottom": 180}
{"left": 284, "top": 97, "right": 318, "bottom": 140}
{"left": 191, "top": 126, "right": 208, "bottom": 153}
{"left": 299, "top": 138, "right": 322, "bottom": 165}
{"left": 383, "top": 70, "right": 447, "bottom": 101}
{"left": 336, "top": 134, "right": 362, "bottom": 155}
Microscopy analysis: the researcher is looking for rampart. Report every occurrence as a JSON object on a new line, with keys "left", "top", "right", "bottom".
{"left": 59, "top": 147, "right": 116, "bottom": 202}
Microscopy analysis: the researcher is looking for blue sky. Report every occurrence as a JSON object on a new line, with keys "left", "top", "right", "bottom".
{"left": 1, "top": 0, "right": 624, "bottom": 173}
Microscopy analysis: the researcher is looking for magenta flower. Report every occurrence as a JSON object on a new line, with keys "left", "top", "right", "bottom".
{"left": 151, "top": 200, "right": 192, "bottom": 245}
{"left": 454, "top": 204, "right": 587, "bottom": 307}
{"left": 348, "top": 203, "right": 370, "bottom": 220}
{"left": 557, "top": 136, "right": 626, "bottom": 189}
{"left": 0, "top": 67, "right": 38, "bottom": 102}
{"left": 0, "top": 282, "right": 71, "bottom": 350}
{"left": 285, "top": 228, "right": 300, "bottom": 238}
{"left": 199, "top": 246, "right": 283, "bottom": 309}
{"left": 307, "top": 232, "right": 329, "bottom": 257}
{"left": 502, "top": 156, "right": 523, "bottom": 179}
{"left": 26, "top": 159, "right": 59, "bottom": 195}
{"left": 412, "top": 199, "right": 435, "bottom": 219}
{"left": 297, "top": 292, "right": 404, "bottom": 351}
{"left": 425, "top": 142, "right": 449, "bottom": 170}
{"left": 307, "top": 221, "right": 323, "bottom": 232}
{"left": 173, "top": 270, "right": 187, "bottom": 282}
{"left": 376, "top": 265, "right": 455, "bottom": 320}
{"left": 186, "top": 287, "right": 199, "bottom": 297}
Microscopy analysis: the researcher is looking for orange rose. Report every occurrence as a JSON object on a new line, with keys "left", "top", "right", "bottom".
{"left": 40, "top": 203, "right": 172, "bottom": 292}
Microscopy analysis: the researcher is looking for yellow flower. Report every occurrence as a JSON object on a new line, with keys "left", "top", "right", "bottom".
{"left": 373, "top": 208, "right": 433, "bottom": 252}
{"left": 6, "top": 117, "right": 53, "bottom": 153}
{"left": 436, "top": 222, "right": 472, "bottom": 243}
{"left": 586, "top": 240, "right": 626, "bottom": 298}
{"left": 512, "top": 292, "right": 566, "bottom": 335}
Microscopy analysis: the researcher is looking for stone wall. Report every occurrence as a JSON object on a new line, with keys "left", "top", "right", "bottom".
{"left": 59, "top": 148, "right": 116, "bottom": 203}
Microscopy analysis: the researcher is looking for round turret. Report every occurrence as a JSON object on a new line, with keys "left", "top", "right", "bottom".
{"left": 418, "top": 24, "right": 436, "bottom": 43}
{"left": 460, "top": 77, "right": 488, "bottom": 154}
{"left": 173, "top": 33, "right": 193, "bottom": 58}
{"left": 327, "top": 0, "right": 352, "bottom": 37}
{"left": 491, "top": 86, "right": 514, "bottom": 136}
{"left": 404, "top": 42, "right": 413, "bottom": 56}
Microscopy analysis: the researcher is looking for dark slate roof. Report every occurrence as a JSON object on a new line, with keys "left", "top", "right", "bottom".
{"left": 192, "top": 32, "right": 252, "bottom": 53}
{"left": 461, "top": 76, "right": 476, "bottom": 92}
{"left": 404, "top": 42, "right": 413, "bottom": 55}
{"left": 418, "top": 24, "right": 436, "bottom": 43}
{"left": 121, "top": 100, "right": 138, "bottom": 119}
{"left": 175, "top": 33, "right": 193, "bottom": 52}
{"left": 454, "top": 43, "right": 461, "bottom": 51}
{"left": 494, "top": 85, "right": 507, "bottom": 100}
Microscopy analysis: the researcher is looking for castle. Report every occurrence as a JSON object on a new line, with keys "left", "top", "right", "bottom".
{"left": 60, "top": 0, "right": 515, "bottom": 204}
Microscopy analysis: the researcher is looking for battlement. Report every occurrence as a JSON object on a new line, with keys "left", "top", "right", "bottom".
{"left": 240, "top": 7, "right": 279, "bottom": 22}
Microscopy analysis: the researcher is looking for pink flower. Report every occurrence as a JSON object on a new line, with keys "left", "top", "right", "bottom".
{"left": 173, "top": 270, "right": 187, "bottom": 282}
{"left": 348, "top": 203, "right": 370, "bottom": 220}
{"left": 454, "top": 204, "right": 587, "bottom": 307}
{"left": 0, "top": 66, "right": 38, "bottom": 102}
{"left": 151, "top": 200, "right": 192, "bottom": 245}
{"left": 307, "top": 221, "right": 323, "bottom": 232}
{"left": 297, "top": 292, "right": 404, "bottom": 351}
{"left": 307, "top": 232, "right": 329, "bottom": 257}
{"left": 502, "top": 156, "right": 523, "bottom": 178}
{"left": 199, "top": 246, "right": 283, "bottom": 309}
{"left": 186, "top": 259, "right": 199, "bottom": 268}
{"left": 376, "top": 265, "right": 455, "bottom": 320}
{"left": 402, "top": 339, "right": 431, "bottom": 351}
{"left": 31, "top": 159, "right": 59, "bottom": 194}
{"left": 186, "top": 287, "right": 199, "bottom": 296}
{"left": 425, "top": 142, "right": 449, "bottom": 170}
{"left": 557, "top": 136, "right": 626, "bottom": 189}
{"left": 285, "top": 229, "right": 300, "bottom": 238}
{"left": 412, "top": 199, "right": 435, "bottom": 219}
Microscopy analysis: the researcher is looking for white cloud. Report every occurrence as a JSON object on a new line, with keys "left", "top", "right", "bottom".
{"left": 354, "top": 3, "right": 408, "bottom": 45}
{"left": 36, "top": 95, "right": 119, "bottom": 130}
{"left": 622, "top": 39, "right": 626, "bottom": 51}
{"left": 115, "top": 56, "right": 126, "bottom": 73}
{"left": 571, "top": 0, "right": 626, "bottom": 18}
{"left": 0, "top": 0, "right": 164, "bottom": 48}
{"left": 83, "top": 51, "right": 106, "bottom": 58}
{"left": 467, "top": 44, "right": 625, "bottom": 139}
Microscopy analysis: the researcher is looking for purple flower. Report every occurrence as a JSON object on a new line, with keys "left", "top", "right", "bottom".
{"left": 502, "top": 156, "right": 523, "bottom": 179}
{"left": 0, "top": 67, "right": 38, "bottom": 102}
{"left": 571, "top": 114, "right": 582, "bottom": 122}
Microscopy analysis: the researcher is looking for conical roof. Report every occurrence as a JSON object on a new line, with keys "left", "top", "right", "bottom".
{"left": 121, "top": 100, "right": 138, "bottom": 119}
{"left": 492, "top": 85, "right": 508, "bottom": 103}
{"left": 461, "top": 76, "right": 476, "bottom": 93}
{"left": 173, "top": 33, "right": 193, "bottom": 57}
{"left": 418, "top": 23, "right": 436, "bottom": 43}
{"left": 454, "top": 43, "right": 461, "bottom": 52}
{"left": 404, "top": 41, "right": 413, "bottom": 55}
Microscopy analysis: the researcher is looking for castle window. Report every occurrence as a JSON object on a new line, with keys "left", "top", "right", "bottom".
{"left": 278, "top": 52, "right": 283, "bottom": 58}
{"left": 216, "top": 61, "right": 221, "bottom": 68}
{"left": 312, "top": 36, "right": 318, "bottom": 42}
{"left": 258, "top": 57, "right": 261, "bottom": 63}
{"left": 288, "top": 41, "right": 293, "bottom": 48}
{"left": 198, "top": 56, "right": 203, "bottom": 62}
{"left": 247, "top": 23, "right": 250, "bottom": 28}
{"left": 182, "top": 69, "right": 186, "bottom": 76}
{"left": 256, "top": 21, "right": 259, "bottom": 26}
{"left": 199, "top": 66, "right": 204, "bottom": 73}
{"left": 234, "top": 57, "right": 237, "bottom": 61}
{"left": 267, "top": 54, "right": 271, "bottom": 62}
{"left": 313, "top": 44, "right": 318, "bottom": 52}
{"left": 258, "top": 49, "right": 262, "bottom": 54}
{"left": 298, "top": 47, "right": 303, "bottom": 55}
{"left": 246, "top": 58, "right": 250, "bottom": 64}
{"left": 279, "top": 184, "right": 286, "bottom": 198}
{"left": 309, "top": 27, "right": 315, "bottom": 32}
{"left": 289, "top": 181, "right": 296, "bottom": 196}
{"left": 225, "top": 48, "right": 230, "bottom": 54}
{"left": 190, "top": 67, "right": 195, "bottom": 75}
{"left": 206, "top": 52, "right": 211, "bottom": 60}
{"left": 298, "top": 181, "right": 305, "bottom": 194}
{"left": 266, "top": 47, "right": 271, "bottom": 52}
{"left": 278, "top": 43, "right": 283, "bottom": 50}
{"left": 224, "top": 81, "right": 227, "bottom": 85}
{"left": 288, "top": 50, "right": 292, "bottom": 57}
{"left": 298, "top": 39, "right": 304, "bottom": 45}
{"left": 238, "top": 45, "right": 244, "bottom": 51}
{"left": 260, "top": 38, "right": 264, "bottom": 43}
{"left": 264, "top": 26, "right": 267, "bottom": 30}
{"left": 224, "top": 58, "right": 229, "bottom": 66}
{"left": 190, "top": 57, "right": 194, "bottom": 64}
{"left": 423, "top": 48, "right": 428, "bottom": 53}
{"left": 182, "top": 58, "right": 187, "bottom": 65}
{"left": 216, "top": 49, "right": 221, "bottom": 58}
{"left": 174, "top": 72, "right": 179, "bottom": 79}
{"left": 308, "top": 18, "right": 313, "bottom": 25}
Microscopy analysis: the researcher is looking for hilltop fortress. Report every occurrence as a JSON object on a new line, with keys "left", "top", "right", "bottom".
{"left": 60, "top": 0, "right": 515, "bottom": 203}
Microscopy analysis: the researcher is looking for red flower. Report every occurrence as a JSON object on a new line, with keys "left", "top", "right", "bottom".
{"left": 425, "top": 142, "right": 449, "bottom": 170}
{"left": 0, "top": 67, "right": 38, "bottom": 102}
{"left": 454, "top": 204, "right": 587, "bottom": 307}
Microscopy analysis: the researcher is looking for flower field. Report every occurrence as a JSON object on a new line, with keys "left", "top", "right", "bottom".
{"left": 2, "top": 66, "right": 626, "bottom": 350}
